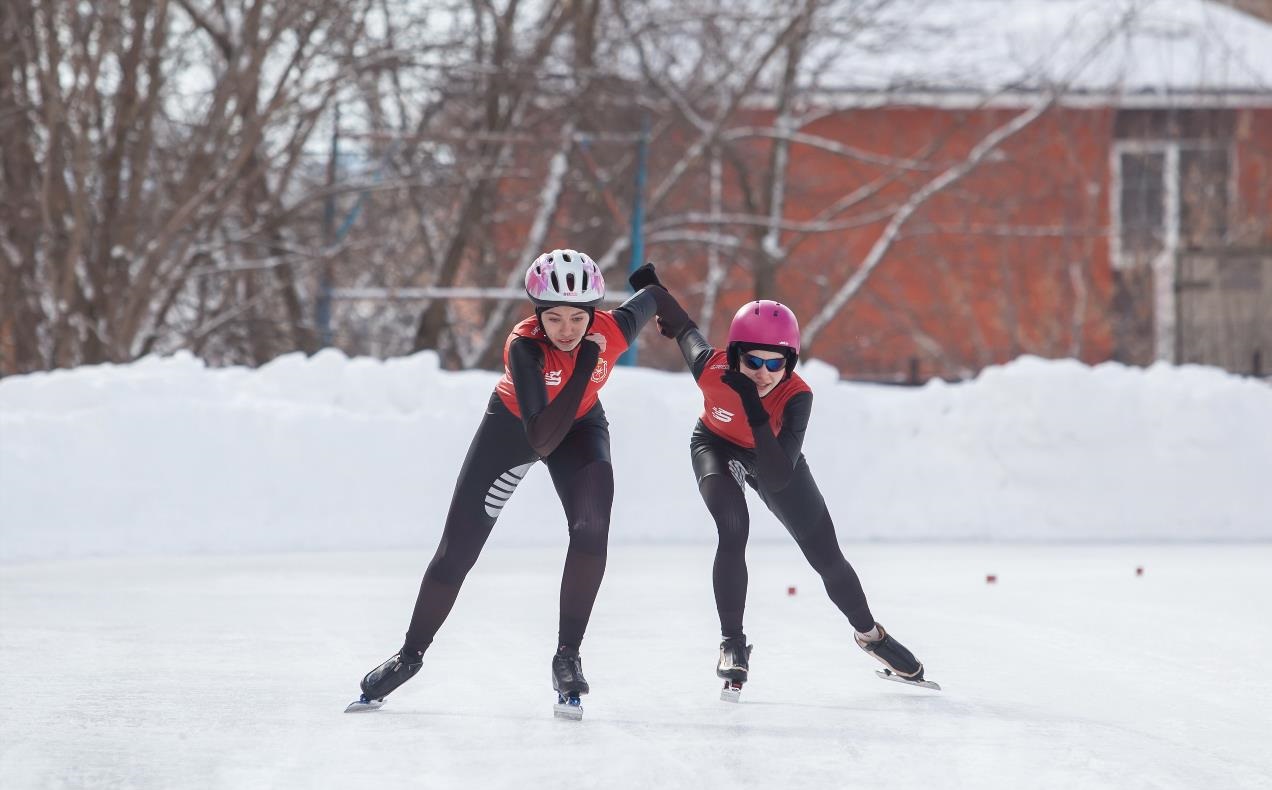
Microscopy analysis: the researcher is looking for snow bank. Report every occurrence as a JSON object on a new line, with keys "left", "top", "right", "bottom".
{"left": 1, "top": 351, "right": 1269, "bottom": 562}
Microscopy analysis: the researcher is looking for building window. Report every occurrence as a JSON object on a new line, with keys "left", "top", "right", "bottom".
{"left": 1110, "top": 110, "right": 1233, "bottom": 271}
{"left": 1118, "top": 151, "right": 1166, "bottom": 266}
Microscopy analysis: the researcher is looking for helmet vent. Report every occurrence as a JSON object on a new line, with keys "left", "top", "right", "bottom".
{"left": 566, "top": 272, "right": 576, "bottom": 291}
{"left": 549, "top": 271, "right": 560, "bottom": 292}
{"left": 581, "top": 271, "right": 589, "bottom": 292}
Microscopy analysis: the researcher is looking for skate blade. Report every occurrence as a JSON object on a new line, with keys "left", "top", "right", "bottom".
{"left": 720, "top": 680, "right": 743, "bottom": 703}
{"left": 553, "top": 702, "right": 584, "bottom": 720}
{"left": 875, "top": 669, "right": 941, "bottom": 691}
{"left": 344, "top": 696, "right": 385, "bottom": 712}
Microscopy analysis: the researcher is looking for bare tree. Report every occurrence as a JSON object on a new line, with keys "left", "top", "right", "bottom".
{"left": 593, "top": 0, "right": 1147, "bottom": 376}
{"left": 1, "top": 0, "right": 387, "bottom": 372}
{"left": 7, "top": 0, "right": 1239, "bottom": 383}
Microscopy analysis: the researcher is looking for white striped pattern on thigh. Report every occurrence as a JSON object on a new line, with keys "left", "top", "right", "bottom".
{"left": 484, "top": 461, "right": 535, "bottom": 518}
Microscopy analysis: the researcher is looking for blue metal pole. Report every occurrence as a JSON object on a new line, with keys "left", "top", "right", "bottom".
{"left": 318, "top": 105, "right": 339, "bottom": 348}
{"left": 620, "top": 113, "right": 650, "bottom": 367}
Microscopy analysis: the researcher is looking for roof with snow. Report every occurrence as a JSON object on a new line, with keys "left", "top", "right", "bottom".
{"left": 799, "top": 0, "right": 1272, "bottom": 107}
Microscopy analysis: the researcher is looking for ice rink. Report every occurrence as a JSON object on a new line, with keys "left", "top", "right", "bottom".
{"left": 2, "top": 543, "right": 1269, "bottom": 789}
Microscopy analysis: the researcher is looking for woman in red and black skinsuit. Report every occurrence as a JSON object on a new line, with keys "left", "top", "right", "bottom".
{"left": 353, "top": 251, "right": 662, "bottom": 712}
{"left": 631, "top": 266, "right": 931, "bottom": 696}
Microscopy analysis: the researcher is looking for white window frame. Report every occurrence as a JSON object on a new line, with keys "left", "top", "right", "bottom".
{"left": 1109, "top": 138, "right": 1234, "bottom": 362}
{"left": 1110, "top": 139, "right": 1235, "bottom": 272}
{"left": 1110, "top": 141, "right": 1177, "bottom": 273}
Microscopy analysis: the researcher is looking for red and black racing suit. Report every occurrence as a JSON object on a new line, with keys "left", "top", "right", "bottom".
{"left": 672, "top": 327, "right": 876, "bottom": 639}
{"left": 400, "top": 289, "right": 657, "bottom": 653}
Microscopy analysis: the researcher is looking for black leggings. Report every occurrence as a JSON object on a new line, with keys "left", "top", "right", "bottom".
{"left": 402, "top": 395, "right": 613, "bottom": 652}
{"left": 690, "top": 423, "right": 874, "bottom": 637}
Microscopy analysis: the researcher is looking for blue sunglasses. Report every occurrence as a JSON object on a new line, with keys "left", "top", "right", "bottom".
{"left": 742, "top": 353, "right": 787, "bottom": 372}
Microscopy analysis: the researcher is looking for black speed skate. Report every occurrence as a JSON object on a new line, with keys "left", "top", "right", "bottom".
{"left": 856, "top": 623, "right": 941, "bottom": 691}
{"left": 716, "top": 635, "right": 752, "bottom": 702}
{"left": 551, "top": 645, "right": 588, "bottom": 720}
{"left": 345, "top": 646, "right": 424, "bottom": 712}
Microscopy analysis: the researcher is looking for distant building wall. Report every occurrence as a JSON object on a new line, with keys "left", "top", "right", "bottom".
{"left": 636, "top": 104, "right": 1272, "bottom": 381}
{"left": 481, "top": 102, "right": 1272, "bottom": 381}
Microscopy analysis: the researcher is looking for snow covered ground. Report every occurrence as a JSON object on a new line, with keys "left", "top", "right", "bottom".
{"left": 2, "top": 544, "right": 1270, "bottom": 789}
{"left": 2, "top": 351, "right": 1269, "bottom": 564}
{"left": 1, "top": 352, "right": 1270, "bottom": 788}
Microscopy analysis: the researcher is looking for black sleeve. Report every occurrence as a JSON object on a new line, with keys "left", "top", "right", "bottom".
{"left": 674, "top": 326, "right": 716, "bottom": 380}
{"left": 509, "top": 337, "right": 601, "bottom": 457}
{"left": 609, "top": 288, "right": 659, "bottom": 345}
{"left": 752, "top": 391, "right": 813, "bottom": 491}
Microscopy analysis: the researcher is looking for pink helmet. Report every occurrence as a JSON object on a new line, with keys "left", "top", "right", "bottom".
{"left": 727, "top": 300, "right": 801, "bottom": 372}
{"left": 728, "top": 300, "right": 800, "bottom": 351}
{"left": 524, "top": 249, "right": 605, "bottom": 308}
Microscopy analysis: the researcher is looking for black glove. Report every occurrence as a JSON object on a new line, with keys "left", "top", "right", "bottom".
{"left": 721, "top": 370, "right": 769, "bottom": 427}
{"left": 629, "top": 263, "right": 696, "bottom": 339}
{"left": 627, "top": 262, "right": 663, "bottom": 291}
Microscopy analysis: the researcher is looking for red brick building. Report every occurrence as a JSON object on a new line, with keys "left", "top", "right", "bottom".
{"left": 632, "top": 3, "right": 1272, "bottom": 381}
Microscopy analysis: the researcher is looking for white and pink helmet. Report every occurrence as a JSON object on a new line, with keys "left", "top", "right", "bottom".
{"left": 524, "top": 249, "right": 605, "bottom": 308}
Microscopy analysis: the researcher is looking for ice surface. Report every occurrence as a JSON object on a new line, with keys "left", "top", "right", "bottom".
{"left": 2, "top": 545, "right": 1269, "bottom": 789}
